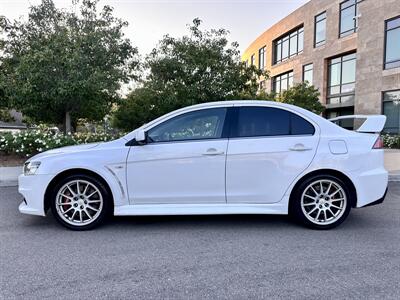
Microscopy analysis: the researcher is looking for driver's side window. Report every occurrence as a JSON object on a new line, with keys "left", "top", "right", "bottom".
{"left": 147, "top": 108, "right": 227, "bottom": 143}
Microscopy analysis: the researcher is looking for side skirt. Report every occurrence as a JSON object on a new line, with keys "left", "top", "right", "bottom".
{"left": 114, "top": 202, "right": 288, "bottom": 216}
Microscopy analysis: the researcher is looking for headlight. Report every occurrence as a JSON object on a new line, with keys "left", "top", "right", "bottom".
{"left": 23, "top": 161, "right": 41, "bottom": 175}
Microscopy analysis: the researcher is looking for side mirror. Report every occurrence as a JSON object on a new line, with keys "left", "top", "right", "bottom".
{"left": 135, "top": 129, "right": 147, "bottom": 144}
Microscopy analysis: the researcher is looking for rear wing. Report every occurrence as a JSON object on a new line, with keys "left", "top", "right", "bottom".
{"left": 329, "top": 115, "right": 386, "bottom": 133}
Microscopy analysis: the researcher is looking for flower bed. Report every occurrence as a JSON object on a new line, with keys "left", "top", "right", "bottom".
{"left": 0, "top": 129, "right": 124, "bottom": 157}
{"left": 382, "top": 134, "right": 400, "bottom": 149}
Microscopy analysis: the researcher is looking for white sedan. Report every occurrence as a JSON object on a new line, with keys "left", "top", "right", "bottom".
{"left": 18, "top": 101, "right": 388, "bottom": 230}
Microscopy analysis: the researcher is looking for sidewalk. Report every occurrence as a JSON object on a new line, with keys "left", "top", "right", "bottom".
{"left": 0, "top": 166, "right": 22, "bottom": 187}
{"left": 1, "top": 150, "right": 399, "bottom": 187}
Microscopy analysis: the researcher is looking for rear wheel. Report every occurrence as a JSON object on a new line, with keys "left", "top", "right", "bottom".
{"left": 291, "top": 175, "right": 352, "bottom": 229}
{"left": 50, "top": 174, "right": 111, "bottom": 230}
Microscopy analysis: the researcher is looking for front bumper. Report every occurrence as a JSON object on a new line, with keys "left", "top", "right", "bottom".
{"left": 18, "top": 174, "right": 54, "bottom": 216}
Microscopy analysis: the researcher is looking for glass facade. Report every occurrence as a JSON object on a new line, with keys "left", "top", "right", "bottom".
{"left": 327, "top": 53, "right": 356, "bottom": 105}
{"left": 272, "top": 71, "right": 294, "bottom": 94}
{"left": 340, "top": 0, "right": 359, "bottom": 37}
{"left": 383, "top": 90, "right": 400, "bottom": 134}
{"left": 315, "top": 12, "right": 327, "bottom": 47}
{"left": 258, "top": 46, "right": 266, "bottom": 70}
{"left": 273, "top": 27, "right": 304, "bottom": 64}
{"left": 303, "top": 64, "right": 313, "bottom": 84}
{"left": 385, "top": 16, "right": 400, "bottom": 70}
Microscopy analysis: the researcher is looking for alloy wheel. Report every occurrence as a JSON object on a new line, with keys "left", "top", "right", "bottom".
{"left": 55, "top": 180, "right": 103, "bottom": 226}
{"left": 300, "top": 179, "right": 347, "bottom": 225}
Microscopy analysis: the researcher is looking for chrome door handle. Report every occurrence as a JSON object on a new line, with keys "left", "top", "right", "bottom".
{"left": 289, "top": 144, "right": 312, "bottom": 151}
{"left": 202, "top": 148, "right": 225, "bottom": 156}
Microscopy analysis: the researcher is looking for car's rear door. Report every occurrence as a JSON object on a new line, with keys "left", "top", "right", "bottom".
{"left": 226, "top": 105, "right": 319, "bottom": 204}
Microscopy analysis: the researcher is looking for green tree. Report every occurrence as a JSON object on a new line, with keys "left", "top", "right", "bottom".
{"left": 113, "top": 18, "right": 267, "bottom": 131}
{"left": 0, "top": 0, "right": 139, "bottom": 132}
{"left": 276, "top": 82, "right": 324, "bottom": 115}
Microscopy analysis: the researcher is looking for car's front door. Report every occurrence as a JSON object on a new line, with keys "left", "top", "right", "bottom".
{"left": 226, "top": 106, "right": 319, "bottom": 204}
{"left": 126, "top": 107, "right": 229, "bottom": 204}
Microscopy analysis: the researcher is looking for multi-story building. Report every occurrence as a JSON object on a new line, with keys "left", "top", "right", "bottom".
{"left": 242, "top": 0, "right": 400, "bottom": 133}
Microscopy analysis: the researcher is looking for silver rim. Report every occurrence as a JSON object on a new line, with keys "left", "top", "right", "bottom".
{"left": 301, "top": 179, "right": 347, "bottom": 225}
{"left": 55, "top": 180, "right": 103, "bottom": 226}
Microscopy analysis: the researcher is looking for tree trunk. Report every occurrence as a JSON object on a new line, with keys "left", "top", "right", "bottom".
{"left": 64, "top": 111, "right": 72, "bottom": 134}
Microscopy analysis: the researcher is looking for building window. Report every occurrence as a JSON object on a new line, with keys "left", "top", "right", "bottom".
{"left": 385, "top": 16, "right": 400, "bottom": 70}
{"left": 326, "top": 108, "right": 355, "bottom": 130}
{"left": 327, "top": 53, "right": 356, "bottom": 105}
{"left": 273, "top": 27, "right": 304, "bottom": 64}
{"left": 303, "top": 64, "right": 313, "bottom": 84}
{"left": 258, "top": 46, "right": 266, "bottom": 70}
{"left": 272, "top": 71, "right": 294, "bottom": 94}
{"left": 259, "top": 80, "right": 266, "bottom": 90}
{"left": 340, "top": 0, "right": 360, "bottom": 37}
{"left": 250, "top": 54, "right": 255, "bottom": 66}
{"left": 315, "top": 12, "right": 326, "bottom": 47}
{"left": 383, "top": 90, "right": 400, "bottom": 134}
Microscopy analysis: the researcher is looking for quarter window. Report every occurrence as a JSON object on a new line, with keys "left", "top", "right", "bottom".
{"left": 384, "top": 16, "right": 400, "bottom": 70}
{"left": 235, "top": 107, "right": 314, "bottom": 138}
{"left": 147, "top": 108, "right": 227, "bottom": 142}
{"left": 383, "top": 90, "right": 400, "bottom": 134}
{"left": 315, "top": 12, "right": 326, "bottom": 47}
{"left": 273, "top": 27, "right": 304, "bottom": 64}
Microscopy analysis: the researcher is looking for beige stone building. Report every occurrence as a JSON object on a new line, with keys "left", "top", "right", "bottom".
{"left": 242, "top": 0, "right": 400, "bottom": 133}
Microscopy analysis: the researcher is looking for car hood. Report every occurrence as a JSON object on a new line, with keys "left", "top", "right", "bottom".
{"left": 28, "top": 142, "right": 101, "bottom": 162}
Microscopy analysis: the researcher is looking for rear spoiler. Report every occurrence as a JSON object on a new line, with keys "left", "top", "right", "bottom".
{"left": 329, "top": 115, "right": 387, "bottom": 133}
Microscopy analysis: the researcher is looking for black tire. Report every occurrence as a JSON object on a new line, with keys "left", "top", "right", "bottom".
{"left": 50, "top": 174, "right": 112, "bottom": 230}
{"left": 290, "top": 174, "right": 352, "bottom": 230}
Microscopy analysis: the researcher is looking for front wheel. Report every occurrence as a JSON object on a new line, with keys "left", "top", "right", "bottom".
{"left": 50, "top": 174, "right": 111, "bottom": 230}
{"left": 291, "top": 175, "right": 352, "bottom": 229}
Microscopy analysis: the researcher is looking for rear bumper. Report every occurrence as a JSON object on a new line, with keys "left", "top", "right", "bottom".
{"left": 352, "top": 167, "right": 388, "bottom": 208}
{"left": 362, "top": 187, "right": 388, "bottom": 207}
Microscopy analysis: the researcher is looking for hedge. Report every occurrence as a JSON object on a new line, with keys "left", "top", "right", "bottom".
{"left": 0, "top": 129, "right": 124, "bottom": 157}
{"left": 382, "top": 134, "right": 400, "bottom": 149}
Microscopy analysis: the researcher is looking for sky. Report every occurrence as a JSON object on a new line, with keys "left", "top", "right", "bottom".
{"left": 0, "top": 0, "right": 309, "bottom": 55}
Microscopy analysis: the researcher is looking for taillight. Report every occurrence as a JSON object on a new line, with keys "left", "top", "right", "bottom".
{"left": 372, "top": 136, "right": 384, "bottom": 149}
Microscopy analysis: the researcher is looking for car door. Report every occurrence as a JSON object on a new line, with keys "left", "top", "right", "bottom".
{"left": 226, "top": 105, "right": 319, "bottom": 204}
{"left": 126, "top": 107, "right": 229, "bottom": 204}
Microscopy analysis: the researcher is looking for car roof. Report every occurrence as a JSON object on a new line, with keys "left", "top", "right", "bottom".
{"left": 123, "top": 100, "right": 349, "bottom": 141}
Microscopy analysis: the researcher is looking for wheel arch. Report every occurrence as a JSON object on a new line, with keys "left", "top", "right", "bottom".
{"left": 288, "top": 169, "right": 357, "bottom": 212}
{"left": 44, "top": 168, "right": 115, "bottom": 214}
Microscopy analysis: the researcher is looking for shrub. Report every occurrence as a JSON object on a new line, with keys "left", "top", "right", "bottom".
{"left": 276, "top": 82, "right": 325, "bottom": 115}
{"left": 382, "top": 134, "right": 400, "bottom": 149}
{"left": 0, "top": 129, "right": 124, "bottom": 157}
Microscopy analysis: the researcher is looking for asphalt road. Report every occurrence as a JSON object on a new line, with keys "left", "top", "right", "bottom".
{"left": 1, "top": 183, "right": 399, "bottom": 300}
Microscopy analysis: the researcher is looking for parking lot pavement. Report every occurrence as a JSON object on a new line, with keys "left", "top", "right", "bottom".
{"left": 1, "top": 184, "right": 399, "bottom": 299}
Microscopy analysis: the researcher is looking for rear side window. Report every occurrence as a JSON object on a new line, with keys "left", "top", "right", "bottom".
{"left": 234, "top": 107, "right": 314, "bottom": 138}
{"left": 291, "top": 113, "right": 315, "bottom": 135}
